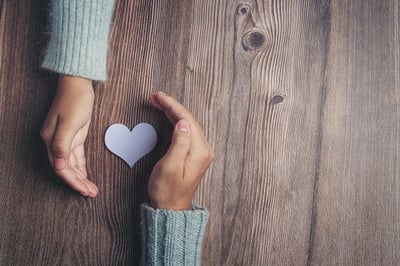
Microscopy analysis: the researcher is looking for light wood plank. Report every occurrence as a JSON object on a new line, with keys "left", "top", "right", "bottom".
{"left": 310, "top": 0, "right": 400, "bottom": 265}
{"left": 181, "top": 0, "right": 330, "bottom": 265}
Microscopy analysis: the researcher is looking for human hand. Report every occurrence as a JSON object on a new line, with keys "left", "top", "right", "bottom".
{"left": 40, "top": 75, "right": 98, "bottom": 197}
{"left": 148, "top": 92, "right": 214, "bottom": 210}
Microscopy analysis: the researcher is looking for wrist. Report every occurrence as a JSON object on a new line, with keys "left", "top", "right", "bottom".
{"left": 57, "top": 75, "right": 94, "bottom": 99}
{"left": 150, "top": 199, "right": 192, "bottom": 211}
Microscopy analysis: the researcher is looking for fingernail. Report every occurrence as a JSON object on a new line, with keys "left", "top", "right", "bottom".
{"left": 54, "top": 158, "right": 66, "bottom": 170}
{"left": 158, "top": 91, "right": 167, "bottom": 95}
{"left": 178, "top": 120, "right": 190, "bottom": 132}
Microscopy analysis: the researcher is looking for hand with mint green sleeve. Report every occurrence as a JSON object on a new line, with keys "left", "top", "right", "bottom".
{"left": 140, "top": 92, "right": 214, "bottom": 266}
{"left": 41, "top": 0, "right": 116, "bottom": 197}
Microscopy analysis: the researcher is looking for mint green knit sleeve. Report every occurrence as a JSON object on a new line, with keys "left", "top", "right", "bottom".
{"left": 140, "top": 203, "right": 209, "bottom": 266}
{"left": 42, "top": 0, "right": 116, "bottom": 81}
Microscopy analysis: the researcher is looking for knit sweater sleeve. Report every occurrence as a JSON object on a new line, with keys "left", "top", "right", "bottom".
{"left": 140, "top": 203, "right": 209, "bottom": 266}
{"left": 41, "top": 0, "right": 116, "bottom": 81}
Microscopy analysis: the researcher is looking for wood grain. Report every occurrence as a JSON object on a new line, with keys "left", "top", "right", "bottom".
{"left": 309, "top": 1, "right": 400, "bottom": 265}
{"left": 0, "top": 0, "right": 399, "bottom": 265}
{"left": 190, "top": 1, "right": 330, "bottom": 265}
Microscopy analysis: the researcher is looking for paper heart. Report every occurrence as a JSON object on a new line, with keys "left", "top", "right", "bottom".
{"left": 104, "top": 123, "right": 157, "bottom": 168}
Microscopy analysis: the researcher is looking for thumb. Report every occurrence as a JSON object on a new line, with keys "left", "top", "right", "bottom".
{"left": 51, "top": 117, "right": 80, "bottom": 170}
{"left": 164, "top": 119, "right": 192, "bottom": 161}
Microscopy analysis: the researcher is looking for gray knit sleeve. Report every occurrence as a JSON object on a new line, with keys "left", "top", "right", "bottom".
{"left": 140, "top": 203, "right": 209, "bottom": 266}
{"left": 42, "top": 0, "right": 116, "bottom": 81}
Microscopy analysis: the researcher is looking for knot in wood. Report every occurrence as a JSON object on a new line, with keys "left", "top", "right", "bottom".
{"left": 237, "top": 4, "right": 251, "bottom": 15}
{"left": 271, "top": 95, "right": 285, "bottom": 104}
{"left": 242, "top": 30, "right": 266, "bottom": 51}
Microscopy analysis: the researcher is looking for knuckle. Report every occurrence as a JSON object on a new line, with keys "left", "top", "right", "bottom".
{"left": 201, "top": 146, "right": 215, "bottom": 165}
{"left": 199, "top": 148, "right": 212, "bottom": 162}
{"left": 40, "top": 128, "right": 50, "bottom": 141}
{"left": 52, "top": 141, "right": 68, "bottom": 157}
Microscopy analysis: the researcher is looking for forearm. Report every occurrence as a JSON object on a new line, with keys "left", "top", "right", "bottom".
{"left": 140, "top": 203, "right": 209, "bottom": 266}
{"left": 42, "top": 0, "right": 116, "bottom": 81}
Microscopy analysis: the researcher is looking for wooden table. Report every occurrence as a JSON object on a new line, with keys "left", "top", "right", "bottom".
{"left": 1, "top": 0, "right": 399, "bottom": 265}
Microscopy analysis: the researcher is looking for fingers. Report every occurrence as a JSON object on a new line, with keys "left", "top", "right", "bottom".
{"left": 150, "top": 91, "right": 214, "bottom": 172}
{"left": 149, "top": 92, "right": 195, "bottom": 125}
{"left": 149, "top": 92, "right": 204, "bottom": 140}
{"left": 52, "top": 125, "right": 98, "bottom": 197}
{"left": 55, "top": 145, "right": 98, "bottom": 197}
{"left": 163, "top": 119, "right": 192, "bottom": 163}
{"left": 56, "top": 167, "right": 98, "bottom": 197}
{"left": 51, "top": 116, "right": 82, "bottom": 170}
{"left": 69, "top": 145, "right": 88, "bottom": 178}
{"left": 41, "top": 113, "right": 82, "bottom": 170}
{"left": 41, "top": 115, "right": 97, "bottom": 197}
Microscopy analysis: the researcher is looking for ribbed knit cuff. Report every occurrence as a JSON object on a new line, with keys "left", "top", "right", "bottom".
{"left": 41, "top": 0, "right": 116, "bottom": 81}
{"left": 140, "top": 203, "right": 209, "bottom": 266}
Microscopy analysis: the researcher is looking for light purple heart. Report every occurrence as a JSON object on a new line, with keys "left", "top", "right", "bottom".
{"left": 104, "top": 123, "right": 157, "bottom": 168}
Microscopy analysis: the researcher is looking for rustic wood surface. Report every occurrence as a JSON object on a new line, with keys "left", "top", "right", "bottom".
{"left": 0, "top": 0, "right": 399, "bottom": 265}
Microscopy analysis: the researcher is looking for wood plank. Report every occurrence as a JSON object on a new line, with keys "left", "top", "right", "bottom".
{"left": 0, "top": 0, "right": 152, "bottom": 264}
{"left": 309, "top": 0, "right": 400, "bottom": 265}
{"left": 0, "top": 0, "right": 203, "bottom": 264}
{"left": 182, "top": 0, "right": 330, "bottom": 265}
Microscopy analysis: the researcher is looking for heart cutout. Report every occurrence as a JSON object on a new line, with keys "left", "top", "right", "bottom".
{"left": 104, "top": 123, "right": 157, "bottom": 168}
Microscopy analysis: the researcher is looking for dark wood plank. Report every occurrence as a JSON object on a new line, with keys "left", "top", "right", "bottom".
{"left": 309, "top": 0, "right": 400, "bottom": 265}
{"left": 0, "top": 0, "right": 151, "bottom": 264}
{"left": 0, "top": 0, "right": 199, "bottom": 265}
